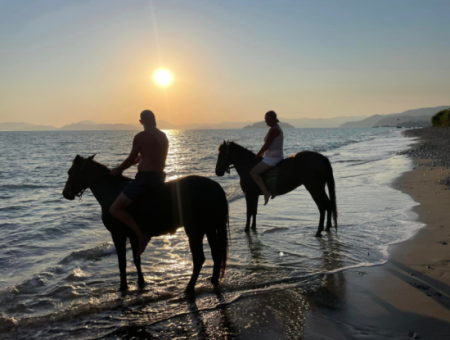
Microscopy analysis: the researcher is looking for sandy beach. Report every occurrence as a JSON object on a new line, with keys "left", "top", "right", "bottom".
{"left": 304, "top": 128, "right": 450, "bottom": 339}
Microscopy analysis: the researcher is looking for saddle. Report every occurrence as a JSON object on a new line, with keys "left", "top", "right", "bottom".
{"left": 262, "top": 158, "right": 288, "bottom": 195}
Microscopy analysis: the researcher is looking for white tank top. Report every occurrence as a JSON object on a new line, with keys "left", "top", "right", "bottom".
{"left": 264, "top": 124, "right": 284, "bottom": 158}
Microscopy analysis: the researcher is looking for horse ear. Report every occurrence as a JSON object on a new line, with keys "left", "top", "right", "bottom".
{"left": 74, "top": 155, "right": 82, "bottom": 163}
{"left": 88, "top": 154, "right": 96, "bottom": 161}
{"left": 223, "top": 140, "right": 226, "bottom": 145}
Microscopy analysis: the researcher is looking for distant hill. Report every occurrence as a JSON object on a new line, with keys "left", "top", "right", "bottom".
{"left": 340, "top": 106, "right": 449, "bottom": 128}
{"left": 59, "top": 122, "right": 140, "bottom": 131}
{"left": 281, "top": 116, "right": 367, "bottom": 128}
{"left": 0, "top": 122, "right": 57, "bottom": 131}
{"left": 243, "top": 121, "right": 295, "bottom": 129}
{"left": 374, "top": 115, "right": 433, "bottom": 127}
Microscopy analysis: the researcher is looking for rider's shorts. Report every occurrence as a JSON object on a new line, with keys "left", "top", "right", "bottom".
{"left": 123, "top": 171, "right": 166, "bottom": 201}
{"left": 262, "top": 156, "right": 283, "bottom": 167}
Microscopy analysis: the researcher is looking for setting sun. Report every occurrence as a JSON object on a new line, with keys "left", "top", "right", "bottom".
{"left": 153, "top": 69, "right": 173, "bottom": 86}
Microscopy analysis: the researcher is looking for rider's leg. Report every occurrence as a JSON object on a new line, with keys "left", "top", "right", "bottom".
{"left": 250, "top": 161, "right": 273, "bottom": 205}
{"left": 110, "top": 193, "right": 151, "bottom": 257}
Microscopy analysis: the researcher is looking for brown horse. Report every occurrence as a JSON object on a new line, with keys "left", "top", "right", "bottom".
{"left": 63, "top": 155, "right": 229, "bottom": 293}
{"left": 215, "top": 141, "right": 337, "bottom": 237}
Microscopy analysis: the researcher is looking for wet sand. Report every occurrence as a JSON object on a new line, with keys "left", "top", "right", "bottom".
{"left": 305, "top": 129, "right": 450, "bottom": 339}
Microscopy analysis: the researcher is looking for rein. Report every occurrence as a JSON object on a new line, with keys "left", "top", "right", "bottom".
{"left": 218, "top": 144, "right": 235, "bottom": 175}
{"left": 70, "top": 159, "right": 108, "bottom": 200}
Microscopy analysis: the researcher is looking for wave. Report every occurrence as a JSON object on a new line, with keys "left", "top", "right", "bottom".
{"left": 0, "top": 184, "right": 48, "bottom": 189}
{"left": 225, "top": 184, "right": 245, "bottom": 203}
{"left": 199, "top": 156, "right": 216, "bottom": 162}
{"left": 261, "top": 227, "right": 289, "bottom": 234}
{"left": 59, "top": 242, "right": 116, "bottom": 264}
{"left": 0, "top": 205, "right": 26, "bottom": 212}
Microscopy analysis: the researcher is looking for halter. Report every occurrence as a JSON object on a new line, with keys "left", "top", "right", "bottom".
{"left": 217, "top": 143, "right": 235, "bottom": 175}
{"left": 68, "top": 158, "right": 91, "bottom": 200}
{"left": 67, "top": 156, "right": 112, "bottom": 200}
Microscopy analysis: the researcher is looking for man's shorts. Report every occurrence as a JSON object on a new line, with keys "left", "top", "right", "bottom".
{"left": 123, "top": 171, "right": 166, "bottom": 201}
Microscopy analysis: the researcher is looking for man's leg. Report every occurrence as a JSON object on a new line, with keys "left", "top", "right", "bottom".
{"left": 250, "top": 161, "right": 273, "bottom": 205}
{"left": 109, "top": 193, "right": 151, "bottom": 257}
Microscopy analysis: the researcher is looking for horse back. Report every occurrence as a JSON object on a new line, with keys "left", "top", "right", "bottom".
{"left": 263, "top": 151, "right": 329, "bottom": 195}
{"left": 130, "top": 175, "right": 226, "bottom": 236}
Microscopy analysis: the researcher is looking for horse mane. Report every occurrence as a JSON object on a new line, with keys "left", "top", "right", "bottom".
{"left": 89, "top": 158, "right": 132, "bottom": 181}
{"left": 227, "top": 141, "right": 256, "bottom": 158}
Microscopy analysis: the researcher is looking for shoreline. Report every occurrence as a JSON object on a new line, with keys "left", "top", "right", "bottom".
{"left": 305, "top": 128, "right": 450, "bottom": 339}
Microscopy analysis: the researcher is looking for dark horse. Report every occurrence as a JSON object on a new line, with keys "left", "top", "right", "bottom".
{"left": 62, "top": 155, "right": 229, "bottom": 293}
{"left": 215, "top": 141, "right": 337, "bottom": 237}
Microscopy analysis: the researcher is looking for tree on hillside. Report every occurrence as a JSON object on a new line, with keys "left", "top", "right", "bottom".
{"left": 431, "top": 108, "right": 450, "bottom": 127}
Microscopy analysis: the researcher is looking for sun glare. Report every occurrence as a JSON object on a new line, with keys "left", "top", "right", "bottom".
{"left": 154, "top": 69, "right": 173, "bottom": 86}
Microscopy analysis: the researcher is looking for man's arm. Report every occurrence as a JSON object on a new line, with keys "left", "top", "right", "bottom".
{"left": 256, "top": 128, "right": 280, "bottom": 158}
{"left": 111, "top": 136, "right": 141, "bottom": 175}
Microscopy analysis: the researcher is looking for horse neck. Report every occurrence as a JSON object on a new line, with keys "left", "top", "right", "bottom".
{"left": 86, "top": 162, "right": 128, "bottom": 209}
{"left": 230, "top": 144, "right": 258, "bottom": 174}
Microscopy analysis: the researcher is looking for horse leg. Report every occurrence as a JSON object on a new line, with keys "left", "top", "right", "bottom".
{"left": 130, "top": 234, "right": 146, "bottom": 288}
{"left": 185, "top": 233, "right": 206, "bottom": 294}
{"left": 206, "top": 231, "right": 221, "bottom": 286}
{"left": 308, "top": 189, "right": 327, "bottom": 238}
{"left": 112, "top": 233, "right": 128, "bottom": 291}
{"left": 245, "top": 194, "right": 259, "bottom": 232}
{"left": 325, "top": 197, "right": 333, "bottom": 232}
{"left": 251, "top": 195, "right": 259, "bottom": 230}
{"left": 245, "top": 194, "right": 252, "bottom": 232}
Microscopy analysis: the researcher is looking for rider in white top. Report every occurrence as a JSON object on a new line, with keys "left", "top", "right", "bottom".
{"left": 263, "top": 124, "right": 283, "bottom": 165}
{"left": 250, "top": 111, "right": 284, "bottom": 205}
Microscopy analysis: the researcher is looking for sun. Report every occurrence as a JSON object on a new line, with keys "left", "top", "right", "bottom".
{"left": 153, "top": 69, "right": 173, "bottom": 86}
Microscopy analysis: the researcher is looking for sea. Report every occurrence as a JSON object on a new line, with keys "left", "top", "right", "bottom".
{"left": 0, "top": 128, "right": 422, "bottom": 339}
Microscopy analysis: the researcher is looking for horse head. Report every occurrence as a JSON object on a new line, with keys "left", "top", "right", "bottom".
{"left": 62, "top": 154, "right": 103, "bottom": 200}
{"left": 216, "top": 141, "right": 233, "bottom": 176}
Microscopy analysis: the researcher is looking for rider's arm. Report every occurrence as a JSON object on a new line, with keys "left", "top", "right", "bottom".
{"left": 111, "top": 136, "right": 141, "bottom": 175}
{"left": 256, "top": 128, "right": 280, "bottom": 158}
{"left": 132, "top": 154, "right": 142, "bottom": 166}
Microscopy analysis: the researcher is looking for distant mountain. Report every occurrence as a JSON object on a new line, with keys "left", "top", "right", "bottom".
{"left": 158, "top": 121, "right": 253, "bottom": 130}
{"left": 374, "top": 115, "right": 432, "bottom": 127}
{"left": 243, "top": 121, "right": 295, "bottom": 129}
{"left": 281, "top": 116, "right": 367, "bottom": 128}
{"left": 59, "top": 122, "right": 139, "bottom": 131}
{"left": 0, "top": 122, "right": 57, "bottom": 131}
{"left": 340, "top": 106, "right": 449, "bottom": 128}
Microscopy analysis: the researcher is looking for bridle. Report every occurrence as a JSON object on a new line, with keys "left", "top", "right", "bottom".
{"left": 67, "top": 158, "right": 91, "bottom": 200}
{"left": 217, "top": 143, "right": 235, "bottom": 175}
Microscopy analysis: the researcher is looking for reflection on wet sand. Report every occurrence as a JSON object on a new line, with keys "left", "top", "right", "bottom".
{"left": 245, "top": 230, "right": 264, "bottom": 264}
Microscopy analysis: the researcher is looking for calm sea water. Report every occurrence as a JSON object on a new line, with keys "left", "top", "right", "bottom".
{"left": 0, "top": 128, "right": 421, "bottom": 339}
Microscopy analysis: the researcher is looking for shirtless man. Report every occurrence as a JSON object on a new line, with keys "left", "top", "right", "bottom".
{"left": 109, "top": 110, "right": 169, "bottom": 257}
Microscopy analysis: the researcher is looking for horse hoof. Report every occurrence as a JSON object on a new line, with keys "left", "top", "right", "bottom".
{"left": 244, "top": 227, "right": 250, "bottom": 233}
{"left": 119, "top": 284, "right": 128, "bottom": 292}
{"left": 184, "top": 286, "right": 195, "bottom": 296}
{"left": 251, "top": 225, "right": 256, "bottom": 230}
{"left": 138, "top": 279, "right": 146, "bottom": 288}
{"left": 315, "top": 233, "right": 322, "bottom": 238}
{"left": 210, "top": 276, "right": 219, "bottom": 286}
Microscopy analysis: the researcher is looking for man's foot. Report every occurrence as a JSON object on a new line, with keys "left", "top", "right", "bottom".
{"left": 138, "top": 234, "right": 151, "bottom": 257}
{"left": 263, "top": 192, "right": 270, "bottom": 205}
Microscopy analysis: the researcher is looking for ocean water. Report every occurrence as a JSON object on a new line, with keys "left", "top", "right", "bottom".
{"left": 0, "top": 128, "right": 422, "bottom": 339}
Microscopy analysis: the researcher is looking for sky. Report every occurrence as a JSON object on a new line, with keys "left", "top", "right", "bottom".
{"left": 0, "top": 0, "right": 449, "bottom": 127}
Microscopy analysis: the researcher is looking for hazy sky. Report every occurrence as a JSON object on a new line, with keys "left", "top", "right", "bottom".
{"left": 1, "top": 0, "right": 449, "bottom": 126}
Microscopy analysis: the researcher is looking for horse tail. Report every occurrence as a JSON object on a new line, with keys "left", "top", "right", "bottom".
{"left": 323, "top": 155, "right": 338, "bottom": 231}
{"left": 216, "top": 182, "right": 230, "bottom": 280}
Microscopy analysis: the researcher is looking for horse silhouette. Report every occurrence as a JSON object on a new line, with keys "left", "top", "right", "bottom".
{"left": 215, "top": 141, "right": 337, "bottom": 237}
{"left": 63, "top": 155, "right": 229, "bottom": 293}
